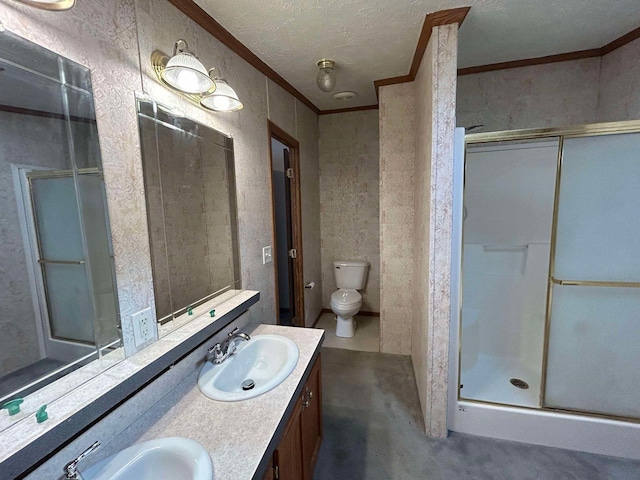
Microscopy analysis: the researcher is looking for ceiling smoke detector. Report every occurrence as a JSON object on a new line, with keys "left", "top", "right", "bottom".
{"left": 332, "top": 91, "right": 357, "bottom": 101}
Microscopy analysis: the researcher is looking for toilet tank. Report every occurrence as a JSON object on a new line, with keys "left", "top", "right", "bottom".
{"left": 333, "top": 260, "right": 369, "bottom": 289}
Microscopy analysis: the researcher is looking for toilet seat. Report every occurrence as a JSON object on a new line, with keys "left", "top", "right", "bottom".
{"left": 330, "top": 289, "right": 362, "bottom": 308}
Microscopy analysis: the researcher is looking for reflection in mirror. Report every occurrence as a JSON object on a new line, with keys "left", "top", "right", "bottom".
{"left": 0, "top": 30, "right": 120, "bottom": 427}
{"left": 137, "top": 98, "right": 241, "bottom": 333}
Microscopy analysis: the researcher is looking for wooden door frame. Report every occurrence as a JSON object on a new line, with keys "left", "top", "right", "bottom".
{"left": 268, "top": 121, "right": 305, "bottom": 327}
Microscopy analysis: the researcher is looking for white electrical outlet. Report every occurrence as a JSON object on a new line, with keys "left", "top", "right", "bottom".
{"left": 132, "top": 307, "right": 155, "bottom": 348}
{"left": 262, "top": 246, "right": 273, "bottom": 265}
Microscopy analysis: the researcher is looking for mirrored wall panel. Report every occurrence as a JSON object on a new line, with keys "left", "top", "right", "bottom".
{"left": 0, "top": 30, "right": 120, "bottom": 425}
{"left": 137, "top": 98, "right": 241, "bottom": 331}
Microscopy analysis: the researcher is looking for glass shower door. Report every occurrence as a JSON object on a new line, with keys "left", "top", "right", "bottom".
{"left": 544, "top": 132, "right": 640, "bottom": 419}
{"left": 459, "top": 139, "right": 559, "bottom": 408}
{"left": 30, "top": 175, "right": 96, "bottom": 345}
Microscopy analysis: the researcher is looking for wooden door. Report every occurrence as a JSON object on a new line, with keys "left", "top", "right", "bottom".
{"left": 268, "top": 121, "right": 305, "bottom": 327}
{"left": 273, "top": 398, "right": 304, "bottom": 480}
{"left": 301, "top": 356, "right": 323, "bottom": 480}
{"left": 282, "top": 147, "right": 297, "bottom": 323}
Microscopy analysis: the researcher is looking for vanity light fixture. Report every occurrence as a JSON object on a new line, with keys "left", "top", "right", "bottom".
{"left": 15, "top": 0, "right": 75, "bottom": 10}
{"left": 161, "top": 39, "right": 214, "bottom": 95}
{"left": 316, "top": 59, "right": 336, "bottom": 93}
{"left": 200, "top": 69, "right": 243, "bottom": 112}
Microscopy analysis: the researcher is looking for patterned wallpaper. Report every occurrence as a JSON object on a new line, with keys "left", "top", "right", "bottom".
{"left": 457, "top": 36, "right": 640, "bottom": 132}
{"left": 319, "top": 111, "right": 380, "bottom": 312}
{"left": 379, "top": 83, "right": 415, "bottom": 355}
{"left": 420, "top": 24, "right": 458, "bottom": 439}
{"left": 597, "top": 37, "right": 640, "bottom": 122}
{"left": 0, "top": 0, "right": 321, "bottom": 355}
{"left": 379, "top": 24, "right": 458, "bottom": 438}
{"left": 412, "top": 33, "right": 435, "bottom": 437}
{"left": 457, "top": 58, "right": 601, "bottom": 132}
{"left": 296, "top": 99, "right": 323, "bottom": 327}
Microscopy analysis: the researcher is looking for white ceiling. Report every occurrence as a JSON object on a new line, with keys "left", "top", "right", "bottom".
{"left": 194, "top": 0, "right": 640, "bottom": 110}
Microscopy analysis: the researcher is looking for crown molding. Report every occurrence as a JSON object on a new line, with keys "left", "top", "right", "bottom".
{"left": 458, "top": 25, "right": 640, "bottom": 76}
{"left": 167, "top": 1, "right": 470, "bottom": 116}
{"left": 318, "top": 104, "right": 379, "bottom": 115}
{"left": 374, "top": 7, "right": 471, "bottom": 96}
{"left": 601, "top": 25, "right": 640, "bottom": 55}
{"left": 166, "top": 0, "right": 321, "bottom": 115}
{"left": 166, "top": 1, "right": 638, "bottom": 115}
{"left": 457, "top": 48, "right": 602, "bottom": 76}
{"left": 409, "top": 7, "right": 471, "bottom": 78}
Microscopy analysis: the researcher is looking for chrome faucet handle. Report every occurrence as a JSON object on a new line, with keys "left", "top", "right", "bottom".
{"left": 64, "top": 441, "right": 100, "bottom": 479}
{"left": 207, "top": 328, "right": 251, "bottom": 364}
{"left": 207, "top": 343, "right": 224, "bottom": 361}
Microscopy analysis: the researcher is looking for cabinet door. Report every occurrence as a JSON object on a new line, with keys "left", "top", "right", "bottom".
{"left": 274, "top": 398, "right": 304, "bottom": 480}
{"left": 301, "top": 355, "right": 323, "bottom": 480}
{"left": 262, "top": 457, "right": 274, "bottom": 480}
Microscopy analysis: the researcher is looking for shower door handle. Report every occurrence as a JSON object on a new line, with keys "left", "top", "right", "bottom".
{"left": 38, "top": 259, "right": 85, "bottom": 265}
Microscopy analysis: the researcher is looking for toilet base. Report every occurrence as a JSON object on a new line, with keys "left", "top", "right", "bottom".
{"left": 335, "top": 315, "right": 356, "bottom": 338}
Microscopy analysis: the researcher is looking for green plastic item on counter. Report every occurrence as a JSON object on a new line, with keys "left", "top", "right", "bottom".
{"left": 36, "top": 405, "right": 48, "bottom": 423}
{"left": 1, "top": 398, "right": 24, "bottom": 416}
{"left": 209, "top": 309, "right": 215, "bottom": 318}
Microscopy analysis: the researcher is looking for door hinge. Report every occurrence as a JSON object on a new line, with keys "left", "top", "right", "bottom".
{"left": 288, "top": 248, "right": 297, "bottom": 259}
{"left": 274, "top": 465, "right": 279, "bottom": 479}
{"left": 286, "top": 168, "right": 294, "bottom": 179}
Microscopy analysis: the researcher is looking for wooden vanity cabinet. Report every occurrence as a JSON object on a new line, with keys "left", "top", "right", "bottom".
{"left": 300, "top": 356, "right": 322, "bottom": 479}
{"left": 266, "top": 355, "right": 322, "bottom": 480}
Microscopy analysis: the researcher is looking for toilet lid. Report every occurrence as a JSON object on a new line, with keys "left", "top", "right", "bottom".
{"left": 331, "top": 289, "right": 361, "bottom": 306}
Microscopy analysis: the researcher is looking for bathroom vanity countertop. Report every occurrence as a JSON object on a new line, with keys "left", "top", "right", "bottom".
{"left": 121, "top": 324, "right": 324, "bottom": 480}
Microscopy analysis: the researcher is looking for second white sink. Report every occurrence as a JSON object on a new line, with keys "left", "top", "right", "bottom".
{"left": 83, "top": 437, "right": 213, "bottom": 480}
{"left": 198, "top": 334, "right": 299, "bottom": 401}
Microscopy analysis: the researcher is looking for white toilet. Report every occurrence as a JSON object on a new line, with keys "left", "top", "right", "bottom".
{"left": 330, "top": 260, "right": 369, "bottom": 338}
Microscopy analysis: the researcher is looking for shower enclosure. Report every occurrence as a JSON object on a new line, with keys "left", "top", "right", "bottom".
{"left": 448, "top": 121, "right": 640, "bottom": 459}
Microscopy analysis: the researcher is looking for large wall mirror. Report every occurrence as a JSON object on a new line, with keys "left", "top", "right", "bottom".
{"left": 136, "top": 98, "right": 241, "bottom": 332}
{"left": 0, "top": 31, "right": 120, "bottom": 428}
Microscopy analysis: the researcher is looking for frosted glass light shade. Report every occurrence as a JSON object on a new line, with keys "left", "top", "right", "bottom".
{"left": 200, "top": 79, "right": 243, "bottom": 112}
{"left": 17, "top": 0, "right": 75, "bottom": 10}
{"left": 161, "top": 52, "right": 213, "bottom": 94}
{"left": 316, "top": 64, "right": 336, "bottom": 92}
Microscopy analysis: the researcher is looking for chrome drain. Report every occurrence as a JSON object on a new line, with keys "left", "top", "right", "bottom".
{"left": 242, "top": 379, "right": 255, "bottom": 391}
{"left": 510, "top": 378, "right": 529, "bottom": 390}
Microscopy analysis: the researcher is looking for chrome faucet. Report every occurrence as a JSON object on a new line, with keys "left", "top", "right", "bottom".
{"left": 63, "top": 441, "right": 100, "bottom": 479}
{"left": 207, "top": 327, "right": 251, "bottom": 364}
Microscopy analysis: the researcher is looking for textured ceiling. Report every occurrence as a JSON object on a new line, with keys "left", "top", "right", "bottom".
{"left": 194, "top": 0, "right": 640, "bottom": 110}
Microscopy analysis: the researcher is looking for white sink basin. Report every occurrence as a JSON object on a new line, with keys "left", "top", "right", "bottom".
{"left": 83, "top": 437, "right": 213, "bottom": 480}
{"left": 198, "top": 334, "right": 299, "bottom": 401}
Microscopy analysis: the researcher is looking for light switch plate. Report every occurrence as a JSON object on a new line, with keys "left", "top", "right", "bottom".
{"left": 131, "top": 307, "right": 155, "bottom": 347}
{"left": 262, "top": 246, "right": 273, "bottom": 265}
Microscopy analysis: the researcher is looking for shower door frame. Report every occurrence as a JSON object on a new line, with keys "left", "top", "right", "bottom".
{"left": 16, "top": 167, "right": 100, "bottom": 357}
{"left": 448, "top": 119, "right": 640, "bottom": 459}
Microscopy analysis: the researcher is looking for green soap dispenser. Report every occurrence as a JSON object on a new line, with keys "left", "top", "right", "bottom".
{"left": 1, "top": 398, "right": 24, "bottom": 416}
{"left": 36, "top": 405, "right": 48, "bottom": 423}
